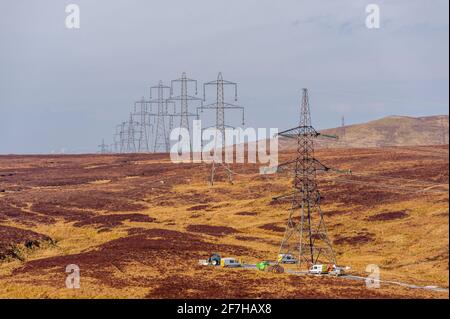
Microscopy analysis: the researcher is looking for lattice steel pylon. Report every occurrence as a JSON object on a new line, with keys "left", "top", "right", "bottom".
{"left": 133, "top": 97, "right": 153, "bottom": 152}
{"left": 112, "top": 126, "right": 121, "bottom": 153}
{"left": 169, "top": 72, "right": 202, "bottom": 151}
{"left": 98, "top": 139, "right": 108, "bottom": 154}
{"left": 117, "top": 121, "right": 126, "bottom": 153}
{"left": 149, "top": 81, "right": 172, "bottom": 153}
{"left": 198, "top": 72, "right": 245, "bottom": 185}
{"left": 276, "top": 88, "right": 337, "bottom": 269}
{"left": 124, "top": 113, "right": 140, "bottom": 153}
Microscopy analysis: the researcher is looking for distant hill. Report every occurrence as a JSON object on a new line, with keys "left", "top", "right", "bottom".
{"left": 280, "top": 115, "right": 449, "bottom": 149}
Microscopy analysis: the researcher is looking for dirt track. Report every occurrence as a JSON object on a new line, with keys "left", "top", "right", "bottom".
{"left": 0, "top": 146, "right": 448, "bottom": 298}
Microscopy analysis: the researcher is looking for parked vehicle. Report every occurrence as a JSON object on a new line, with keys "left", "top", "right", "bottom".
{"left": 220, "top": 257, "right": 241, "bottom": 268}
{"left": 277, "top": 254, "right": 297, "bottom": 264}
{"left": 329, "top": 265, "right": 346, "bottom": 276}
{"left": 308, "top": 264, "right": 328, "bottom": 275}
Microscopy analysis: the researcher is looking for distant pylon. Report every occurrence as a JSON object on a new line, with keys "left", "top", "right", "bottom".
{"left": 275, "top": 88, "right": 337, "bottom": 269}
{"left": 113, "top": 123, "right": 122, "bottom": 153}
{"left": 119, "top": 121, "right": 126, "bottom": 153}
{"left": 149, "top": 81, "right": 172, "bottom": 153}
{"left": 98, "top": 139, "right": 108, "bottom": 154}
{"left": 169, "top": 72, "right": 202, "bottom": 152}
{"left": 125, "top": 113, "right": 140, "bottom": 153}
{"left": 341, "top": 116, "right": 345, "bottom": 138}
{"left": 198, "top": 72, "right": 245, "bottom": 185}
{"left": 109, "top": 142, "right": 115, "bottom": 153}
{"left": 133, "top": 97, "right": 153, "bottom": 152}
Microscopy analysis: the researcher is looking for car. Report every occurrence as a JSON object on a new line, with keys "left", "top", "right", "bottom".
{"left": 277, "top": 254, "right": 297, "bottom": 264}
{"left": 329, "top": 265, "right": 346, "bottom": 276}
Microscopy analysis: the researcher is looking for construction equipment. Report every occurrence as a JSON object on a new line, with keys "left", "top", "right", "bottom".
{"left": 256, "top": 261, "right": 284, "bottom": 273}
{"left": 220, "top": 257, "right": 241, "bottom": 268}
{"left": 199, "top": 253, "right": 222, "bottom": 266}
{"left": 256, "top": 261, "right": 270, "bottom": 271}
{"left": 207, "top": 253, "right": 221, "bottom": 266}
{"left": 267, "top": 265, "right": 284, "bottom": 273}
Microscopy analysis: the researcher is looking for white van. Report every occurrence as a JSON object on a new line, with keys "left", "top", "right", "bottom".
{"left": 309, "top": 264, "right": 328, "bottom": 275}
{"left": 220, "top": 258, "right": 241, "bottom": 268}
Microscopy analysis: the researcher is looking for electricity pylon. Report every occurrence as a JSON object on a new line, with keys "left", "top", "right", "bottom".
{"left": 198, "top": 72, "right": 245, "bottom": 185}
{"left": 98, "top": 139, "right": 108, "bottom": 154}
{"left": 124, "top": 113, "right": 140, "bottom": 153}
{"left": 275, "top": 88, "right": 340, "bottom": 269}
{"left": 133, "top": 97, "right": 153, "bottom": 152}
{"left": 112, "top": 127, "right": 120, "bottom": 153}
{"left": 169, "top": 72, "right": 202, "bottom": 151}
{"left": 118, "top": 121, "right": 126, "bottom": 153}
{"left": 148, "top": 81, "right": 172, "bottom": 153}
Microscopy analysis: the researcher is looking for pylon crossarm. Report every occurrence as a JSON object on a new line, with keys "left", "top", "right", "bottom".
{"left": 197, "top": 102, "right": 221, "bottom": 109}
{"left": 223, "top": 102, "right": 243, "bottom": 108}
{"left": 204, "top": 79, "right": 236, "bottom": 86}
{"left": 312, "top": 158, "right": 331, "bottom": 171}
{"left": 168, "top": 95, "right": 202, "bottom": 101}
{"left": 317, "top": 132, "right": 339, "bottom": 140}
{"left": 199, "top": 124, "right": 220, "bottom": 131}
{"left": 198, "top": 103, "right": 243, "bottom": 110}
{"left": 155, "top": 112, "right": 197, "bottom": 118}
{"left": 329, "top": 168, "right": 352, "bottom": 175}
{"left": 277, "top": 125, "right": 319, "bottom": 138}
{"left": 272, "top": 192, "right": 296, "bottom": 201}
{"left": 276, "top": 159, "right": 297, "bottom": 169}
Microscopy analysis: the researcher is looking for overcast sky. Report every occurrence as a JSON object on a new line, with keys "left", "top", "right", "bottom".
{"left": 0, "top": 0, "right": 448, "bottom": 154}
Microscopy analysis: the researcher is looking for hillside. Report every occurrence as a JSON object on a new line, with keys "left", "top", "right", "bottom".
{"left": 280, "top": 115, "right": 449, "bottom": 149}
{"left": 0, "top": 145, "right": 448, "bottom": 298}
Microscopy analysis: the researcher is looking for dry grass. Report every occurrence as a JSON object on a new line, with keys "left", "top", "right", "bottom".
{"left": 0, "top": 146, "right": 448, "bottom": 298}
